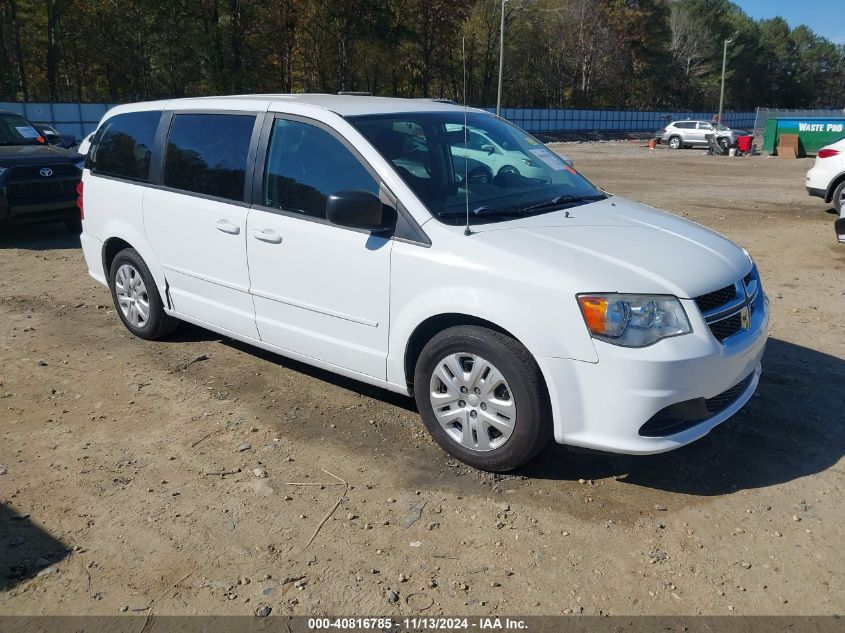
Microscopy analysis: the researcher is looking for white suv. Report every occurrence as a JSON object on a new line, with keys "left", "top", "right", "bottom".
{"left": 805, "top": 136, "right": 845, "bottom": 243}
{"left": 658, "top": 120, "right": 736, "bottom": 150}
{"left": 79, "top": 95, "right": 768, "bottom": 471}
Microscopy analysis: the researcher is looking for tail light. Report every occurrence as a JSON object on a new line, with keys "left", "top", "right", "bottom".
{"left": 818, "top": 148, "right": 839, "bottom": 159}
{"left": 76, "top": 181, "right": 84, "bottom": 219}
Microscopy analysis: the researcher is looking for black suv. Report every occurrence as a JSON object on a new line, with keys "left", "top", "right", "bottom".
{"left": 1, "top": 111, "right": 84, "bottom": 232}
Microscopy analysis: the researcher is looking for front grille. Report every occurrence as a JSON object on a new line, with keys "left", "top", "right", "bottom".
{"left": 695, "top": 268, "right": 762, "bottom": 344}
{"left": 694, "top": 284, "right": 737, "bottom": 313}
{"left": 709, "top": 312, "right": 743, "bottom": 342}
{"left": 704, "top": 372, "right": 754, "bottom": 414}
{"left": 6, "top": 179, "right": 78, "bottom": 200}
{"left": 9, "top": 164, "right": 79, "bottom": 179}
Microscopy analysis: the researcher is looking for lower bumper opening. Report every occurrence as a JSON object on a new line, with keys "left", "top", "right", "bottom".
{"left": 638, "top": 372, "right": 755, "bottom": 437}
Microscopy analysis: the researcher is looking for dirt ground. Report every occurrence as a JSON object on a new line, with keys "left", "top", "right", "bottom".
{"left": 1, "top": 142, "right": 843, "bottom": 617}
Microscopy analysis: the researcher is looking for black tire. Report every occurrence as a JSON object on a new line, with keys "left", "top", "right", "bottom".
{"left": 413, "top": 325, "right": 552, "bottom": 472}
{"left": 467, "top": 166, "right": 493, "bottom": 184}
{"left": 64, "top": 217, "right": 82, "bottom": 233}
{"left": 497, "top": 165, "right": 519, "bottom": 177}
{"left": 832, "top": 179, "right": 845, "bottom": 214}
{"left": 668, "top": 136, "right": 682, "bottom": 150}
{"left": 718, "top": 137, "right": 730, "bottom": 152}
{"left": 108, "top": 247, "right": 179, "bottom": 340}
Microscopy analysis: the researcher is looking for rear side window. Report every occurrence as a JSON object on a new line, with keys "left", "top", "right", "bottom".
{"left": 262, "top": 119, "right": 378, "bottom": 218}
{"left": 90, "top": 111, "right": 161, "bottom": 181}
{"left": 163, "top": 113, "right": 255, "bottom": 202}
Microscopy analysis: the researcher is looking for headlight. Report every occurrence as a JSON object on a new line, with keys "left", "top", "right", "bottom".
{"left": 0, "top": 166, "right": 7, "bottom": 177}
{"left": 577, "top": 293, "right": 691, "bottom": 347}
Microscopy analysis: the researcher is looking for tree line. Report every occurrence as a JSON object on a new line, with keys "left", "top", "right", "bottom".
{"left": 1, "top": 0, "right": 843, "bottom": 111}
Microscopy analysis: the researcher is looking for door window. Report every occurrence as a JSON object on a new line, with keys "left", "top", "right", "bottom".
{"left": 163, "top": 113, "right": 255, "bottom": 202}
{"left": 90, "top": 111, "right": 161, "bottom": 181}
{"left": 262, "top": 119, "right": 379, "bottom": 219}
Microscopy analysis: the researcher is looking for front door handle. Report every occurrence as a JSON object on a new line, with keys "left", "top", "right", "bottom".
{"left": 251, "top": 228, "right": 283, "bottom": 244}
{"left": 214, "top": 219, "right": 240, "bottom": 235}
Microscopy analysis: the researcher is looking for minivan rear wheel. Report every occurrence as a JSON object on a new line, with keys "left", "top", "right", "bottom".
{"left": 413, "top": 325, "right": 551, "bottom": 472}
{"left": 109, "top": 248, "right": 179, "bottom": 340}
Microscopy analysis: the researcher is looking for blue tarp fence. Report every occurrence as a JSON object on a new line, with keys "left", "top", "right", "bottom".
{"left": 484, "top": 108, "right": 757, "bottom": 133}
{"left": 0, "top": 101, "right": 757, "bottom": 140}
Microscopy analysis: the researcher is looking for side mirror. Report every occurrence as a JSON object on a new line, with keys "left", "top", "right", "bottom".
{"left": 481, "top": 144, "right": 496, "bottom": 155}
{"left": 326, "top": 190, "right": 394, "bottom": 233}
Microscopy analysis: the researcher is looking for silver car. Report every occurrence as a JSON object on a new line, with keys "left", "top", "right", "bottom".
{"left": 658, "top": 120, "right": 736, "bottom": 150}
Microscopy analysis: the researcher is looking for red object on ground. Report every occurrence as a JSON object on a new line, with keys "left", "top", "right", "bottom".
{"left": 736, "top": 135, "right": 752, "bottom": 153}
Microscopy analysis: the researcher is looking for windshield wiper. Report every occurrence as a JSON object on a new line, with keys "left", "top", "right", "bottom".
{"left": 520, "top": 194, "right": 605, "bottom": 213}
{"left": 437, "top": 194, "right": 605, "bottom": 219}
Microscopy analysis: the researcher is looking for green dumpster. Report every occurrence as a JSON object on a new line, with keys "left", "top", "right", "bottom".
{"left": 762, "top": 117, "right": 845, "bottom": 156}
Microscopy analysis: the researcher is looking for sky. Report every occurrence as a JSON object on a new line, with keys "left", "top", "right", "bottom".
{"left": 735, "top": 0, "right": 845, "bottom": 44}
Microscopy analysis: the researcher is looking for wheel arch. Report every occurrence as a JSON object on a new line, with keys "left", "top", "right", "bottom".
{"left": 99, "top": 223, "right": 169, "bottom": 305}
{"left": 403, "top": 313, "right": 534, "bottom": 395}
{"left": 825, "top": 171, "right": 845, "bottom": 204}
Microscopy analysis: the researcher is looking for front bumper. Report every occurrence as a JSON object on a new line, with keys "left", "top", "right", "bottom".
{"left": 806, "top": 186, "right": 826, "bottom": 199}
{"left": 536, "top": 293, "right": 769, "bottom": 454}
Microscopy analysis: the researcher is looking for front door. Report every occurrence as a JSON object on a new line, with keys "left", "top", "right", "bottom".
{"left": 246, "top": 117, "right": 392, "bottom": 379}
{"left": 144, "top": 112, "right": 260, "bottom": 338}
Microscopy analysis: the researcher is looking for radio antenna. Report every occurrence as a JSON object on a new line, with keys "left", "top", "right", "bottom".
{"left": 462, "top": 36, "right": 471, "bottom": 236}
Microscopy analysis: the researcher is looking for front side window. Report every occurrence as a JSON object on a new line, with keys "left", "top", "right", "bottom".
{"left": 163, "top": 113, "right": 255, "bottom": 202}
{"left": 90, "top": 111, "right": 161, "bottom": 181}
{"left": 350, "top": 111, "right": 604, "bottom": 225}
{"left": 262, "top": 119, "right": 379, "bottom": 219}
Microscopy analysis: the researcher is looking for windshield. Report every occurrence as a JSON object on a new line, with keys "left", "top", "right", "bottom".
{"left": 0, "top": 113, "right": 42, "bottom": 146}
{"left": 348, "top": 111, "right": 604, "bottom": 224}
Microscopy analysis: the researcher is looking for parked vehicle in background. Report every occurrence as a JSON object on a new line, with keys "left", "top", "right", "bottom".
{"left": 447, "top": 123, "right": 572, "bottom": 183}
{"left": 657, "top": 120, "right": 737, "bottom": 151}
{"left": 79, "top": 95, "right": 767, "bottom": 471}
{"left": 34, "top": 123, "right": 77, "bottom": 149}
{"left": 805, "top": 136, "right": 845, "bottom": 243}
{"left": 0, "top": 111, "right": 84, "bottom": 232}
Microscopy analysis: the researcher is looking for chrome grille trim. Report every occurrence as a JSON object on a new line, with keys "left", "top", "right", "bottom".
{"left": 695, "top": 266, "right": 760, "bottom": 344}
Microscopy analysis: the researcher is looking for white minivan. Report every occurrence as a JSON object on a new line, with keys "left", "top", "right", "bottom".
{"left": 78, "top": 95, "right": 768, "bottom": 471}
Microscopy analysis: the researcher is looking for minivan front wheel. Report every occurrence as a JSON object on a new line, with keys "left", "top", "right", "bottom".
{"left": 414, "top": 326, "right": 551, "bottom": 472}
{"left": 108, "top": 248, "right": 178, "bottom": 340}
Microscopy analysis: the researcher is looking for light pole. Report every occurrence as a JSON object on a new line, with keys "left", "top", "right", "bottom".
{"left": 496, "top": 0, "right": 507, "bottom": 116}
{"left": 717, "top": 36, "right": 734, "bottom": 123}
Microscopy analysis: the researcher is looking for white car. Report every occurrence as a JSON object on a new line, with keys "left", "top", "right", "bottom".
{"left": 447, "top": 124, "right": 572, "bottom": 182}
{"left": 79, "top": 95, "right": 768, "bottom": 471}
{"left": 805, "top": 136, "right": 845, "bottom": 243}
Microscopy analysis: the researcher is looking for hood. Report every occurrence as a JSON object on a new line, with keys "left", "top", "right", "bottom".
{"left": 0, "top": 143, "right": 82, "bottom": 167}
{"left": 469, "top": 197, "right": 750, "bottom": 299}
